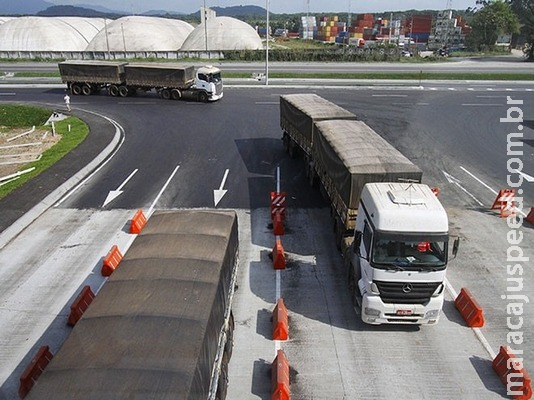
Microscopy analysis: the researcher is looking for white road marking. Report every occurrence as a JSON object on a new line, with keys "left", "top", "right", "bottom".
{"left": 147, "top": 164, "right": 180, "bottom": 217}
{"left": 443, "top": 170, "right": 484, "bottom": 206}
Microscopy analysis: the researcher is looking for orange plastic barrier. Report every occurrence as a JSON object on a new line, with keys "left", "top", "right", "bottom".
{"left": 492, "top": 189, "right": 516, "bottom": 217}
{"left": 101, "top": 245, "right": 123, "bottom": 276}
{"left": 67, "top": 285, "right": 95, "bottom": 326}
{"left": 431, "top": 187, "right": 440, "bottom": 197}
{"left": 272, "top": 349, "right": 290, "bottom": 400}
{"left": 130, "top": 209, "right": 147, "bottom": 234}
{"left": 273, "top": 209, "right": 285, "bottom": 236}
{"left": 19, "top": 345, "right": 54, "bottom": 399}
{"left": 271, "top": 191, "right": 286, "bottom": 221}
{"left": 272, "top": 237, "right": 286, "bottom": 270}
{"left": 273, "top": 298, "right": 289, "bottom": 341}
{"left": 526, "top": 207, "right": 534, "bottom": 225}
{"left": 454, "top": 287, "right": 485, "bottom": 328}
{"left": 492, "top": 346, "right": 532, "bottom": 400}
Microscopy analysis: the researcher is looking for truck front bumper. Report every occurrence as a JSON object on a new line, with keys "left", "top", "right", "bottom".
{"left": 361, "top": 294, "right": 443, "bottom": 325}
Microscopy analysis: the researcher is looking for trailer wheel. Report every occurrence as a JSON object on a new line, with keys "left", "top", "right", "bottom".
{"left": 288, "top": 139, "right": 297, "bottom": 158}
{"left": 161, "top": 89, "right": 171, "bottom": 100}
{"left": 81, "top": 84, "right": 92, "bottom": 96}
{"left": 109, "top": 85, "right": 119, "bottom": 97}
{"left": 171, "top": 89, "right": 181, "bottom": 100}
{"left": 119, "top": 86, "right": 129, "bottom": 97}
{"left": 198, "top": 91, "right": 208, "bottom": 103}
{"left": 71, "top": 84, "right": 82, "bottom": 95}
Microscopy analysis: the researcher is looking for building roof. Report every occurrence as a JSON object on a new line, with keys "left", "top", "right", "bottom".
{"left": 180, "top": 16, "right": 262, "bottom": 51}
{"left": 0, "top": 17, "right": 107, "bottom": 51}
{"left": 85, "top": 16, "right": 194, "bottom": 52}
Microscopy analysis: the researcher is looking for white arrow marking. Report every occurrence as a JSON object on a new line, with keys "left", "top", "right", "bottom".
{"left": 214, "top": 169, "right": 229, "bottom": 207}
{"left": 514, "top": 169, "right": 534, "bottom": 183}
{"left": 103, "top": 169, "right": 138, "bottom": 207}
{"left": 442, "top": 170, "right": 484, "bottom": 206}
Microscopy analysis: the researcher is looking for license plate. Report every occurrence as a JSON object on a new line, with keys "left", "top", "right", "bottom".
{"left": 396, "top": 310, "right": 413, "bottom": 316}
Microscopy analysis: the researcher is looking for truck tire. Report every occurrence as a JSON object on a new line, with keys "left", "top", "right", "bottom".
{"left": 198, "top": 91, "right": 208, "bottom": 103}
{"left": 171, "top": 89, "right": 181, "bottom": 100}
{"left": 161, "top": 89, "right": 171, "bottom": 100}
{"left": 81, "top": 84, "right": 92, "bottom": 96}
{"left": 119, "top": 86, "right": 129, "bottom": 97}
{"left": 109, "top": 85, "right": 119, "bottom": 97}
{"left": 288, "top": 139, "right": 297, "bottom": 158}
{"left": 71, "top": 83, "right": 82, "bottom": 95}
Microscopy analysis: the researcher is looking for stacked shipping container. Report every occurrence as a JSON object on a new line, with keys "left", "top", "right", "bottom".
{"left": 300, "top": 16, "right": 316, "bottom": 40}
{"left": 316, "top": 15, "right": 346, "bottom": 43}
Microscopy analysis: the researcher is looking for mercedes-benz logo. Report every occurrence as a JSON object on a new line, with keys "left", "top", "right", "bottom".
{"left": 402, "top": 283, "right": 413, "bottom": 293}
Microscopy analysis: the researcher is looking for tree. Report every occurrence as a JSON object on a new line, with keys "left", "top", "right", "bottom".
{"left": 466, "top": 0, "right": 520, "bottom": 51}
{"left": 509, "top": 0, "right": 534, "bottom": 60}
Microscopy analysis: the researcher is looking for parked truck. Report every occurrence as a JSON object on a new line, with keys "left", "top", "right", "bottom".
{"left": 280, "top": 94, "right": 457, "bottom": 325}
{"left": 26, "top": 210, "right": 239, "bottom": 399}
{"left": 58, "top": 60, "right": 223, "bottom": 102}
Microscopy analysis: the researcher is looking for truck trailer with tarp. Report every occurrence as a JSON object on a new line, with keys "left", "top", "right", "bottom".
{"left": 26, "top": 209, "right": 239, "bottom": 399}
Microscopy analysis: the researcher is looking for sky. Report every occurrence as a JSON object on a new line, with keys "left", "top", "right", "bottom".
{"left": 49, "top": 0, "right": 478, "bottom": 15}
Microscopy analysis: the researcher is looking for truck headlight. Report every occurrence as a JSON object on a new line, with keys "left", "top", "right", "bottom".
{"left": 432, "top": 283, "right": 444, "bottom": 297}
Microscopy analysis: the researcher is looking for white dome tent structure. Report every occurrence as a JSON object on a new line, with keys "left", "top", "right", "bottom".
{"left": 0, "top": 17, "right": 107, "bottom": 51}
{"left": 180, "top": 16, "right": 263, "bottom": 51}
{"left": 85, "top": 16, "right": 194, "bottom": 52}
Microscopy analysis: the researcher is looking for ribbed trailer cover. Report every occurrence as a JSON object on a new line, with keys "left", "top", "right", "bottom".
{"left": 27, "top": 210, "right": 239, "bottom": 400}
{"left": 58, "top": 60, "right": 126, "bottom": 84}
{"left": 280, "top": 93, "right": 357, "bottom": 149}
{"left": 314, "top": 120, "right": 423, "bottom": 209}
{"left": 124, "top": 63, "right": 195, "bottom": 88}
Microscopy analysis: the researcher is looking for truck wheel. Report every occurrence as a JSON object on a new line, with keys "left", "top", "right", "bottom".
{"left": 81, "top": 84, "right": 92, "bottom": 96}
{"left": 171, "top": 89, "right": 181, "bottom": 100}
{"left": 119, "top": 86, "right": 129, "bottom": 97}
{"left": 161, "top": 89, "right": 171, "bottom": 100}
{"left": 71, "top": 84, "right": 82, "bottom": 95}
{"left": 109, "top": 85, "right": 119, "bottom": 97}
{"left": 198, "top": 91, "right": 208, "bottom": 102}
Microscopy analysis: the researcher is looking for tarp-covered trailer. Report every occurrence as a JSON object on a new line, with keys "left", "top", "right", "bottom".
{"left": 312, "top": 119, "right": 423, "bottom": 236}
{"left": 124, "top": 63, "right": 196, "bottom": 90}
{"left": 26, "top": 210, "right": 239, "bottom": 400}
{"left": 58, "top": 60, "right": 126, "bottom": 95}
{"left": 280, "top": 93, "right": 358, "bottom": 156}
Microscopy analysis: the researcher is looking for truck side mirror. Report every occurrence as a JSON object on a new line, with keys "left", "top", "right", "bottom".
{"left": 354, "top": 231, "right": 362, "bottom": 256}
{"left": 452, "top": 237, "right": 460, "bottom": 258}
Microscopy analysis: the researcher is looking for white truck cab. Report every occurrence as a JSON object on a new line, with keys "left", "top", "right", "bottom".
{"left": 349, "top": 182, "right": 456, "bottom": 325}
{"left": 195, "top": 65, "right": 223, "bottom": 101}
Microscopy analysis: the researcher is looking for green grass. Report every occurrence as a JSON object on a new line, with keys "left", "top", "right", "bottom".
{"left": 223, "top": 71, "right": 534, "bottom": 81}
{"left": 0, "top": 105, "right": 89, "bottom": 199}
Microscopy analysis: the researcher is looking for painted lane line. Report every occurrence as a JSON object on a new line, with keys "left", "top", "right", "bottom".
{"left": 461, "top": 104, "right": 502, "bottom": 107}
{"left": 443, "top": 170, "right": 484, "bottom": 206}
{"left": 147, "top": 164, "right": 180, "bottom": 217}
{"left": 443, "top": 278, "right": 497, "bottom": 359}
{"left": 54, "top": 111, "right": 125, "bottom": 207}
{"left": 514, "top": 169, "right": 534, "bottom": 183}
{"left": 459, "top": 166, "right": 497, "bottom": 195}
{"left": 214, "top": 169, "right": 229, "bottom": 207}
{"left": 460, "top": 166, "right": 528, "bottom": 217}
{"left": 102, "top": 169, "right": 138, "bottom": 207}
{"left": 0, "top": 93, "right": 16, "bottom": 96}
{"left": 372, "top": 94, "right": 408, "bottom": 97}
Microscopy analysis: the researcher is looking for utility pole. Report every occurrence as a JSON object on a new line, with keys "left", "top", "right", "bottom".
{"left": 265, "top": 0, "right": 269, "bottom": 85}
{"left": 203, "top": 1, "right": 209, "bottom": 56}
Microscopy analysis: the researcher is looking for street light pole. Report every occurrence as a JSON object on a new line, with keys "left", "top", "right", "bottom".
{"left": 265, "top": 0, "right": 269, "bottom": 85}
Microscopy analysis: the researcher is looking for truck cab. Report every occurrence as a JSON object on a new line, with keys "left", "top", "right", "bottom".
{"left": 195, "top": 65, "right": 223, "bottom": 101}
{"left": 348, "top": 182, "right": 453, "bottom": 325}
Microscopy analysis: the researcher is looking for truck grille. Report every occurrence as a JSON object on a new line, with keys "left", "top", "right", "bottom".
{"left": 374, "top": 281, "right": 441, "bottom": 305}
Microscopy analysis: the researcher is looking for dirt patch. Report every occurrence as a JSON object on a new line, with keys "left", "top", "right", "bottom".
{"left": 0, "top": 126, "right": 61, "bottom": 179}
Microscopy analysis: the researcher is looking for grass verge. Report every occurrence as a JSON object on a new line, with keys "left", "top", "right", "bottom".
{"left": 0, "top": 104, "right": 89, "bottom": 199}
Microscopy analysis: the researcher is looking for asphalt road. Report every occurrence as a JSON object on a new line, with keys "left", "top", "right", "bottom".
{"left": 0, "top": 83, "right": 533, "bottom": 399}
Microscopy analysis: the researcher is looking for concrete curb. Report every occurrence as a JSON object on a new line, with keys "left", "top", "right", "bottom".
{"left": 0, "top": 111, "right": 122, "bottom": 250}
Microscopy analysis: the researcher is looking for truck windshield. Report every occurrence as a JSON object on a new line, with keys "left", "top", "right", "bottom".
{"left": 210, "top": 72, "right": 221, "bottom": 83}
{"left": 371, "top": 233, "right": 448, "bottom": 271}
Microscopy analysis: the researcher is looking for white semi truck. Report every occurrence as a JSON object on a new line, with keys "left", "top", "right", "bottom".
{"left": 58, "top": 60, "right": 223, "bottom": 102}
{"left": 280, "top": 94, "right": 457, "bottom": 325}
